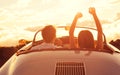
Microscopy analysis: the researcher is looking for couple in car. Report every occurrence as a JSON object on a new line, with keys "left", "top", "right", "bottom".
{"left": 31, "top": 7, "right": 103, "bottom": 50}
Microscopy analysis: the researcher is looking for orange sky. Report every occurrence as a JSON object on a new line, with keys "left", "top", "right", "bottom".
{"left": 0, "top": 0, "right": 120, "bottom": 46}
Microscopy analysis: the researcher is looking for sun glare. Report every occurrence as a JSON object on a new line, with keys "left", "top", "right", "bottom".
{"left": 0, "top": 0, "right": 120, "bottom": 46}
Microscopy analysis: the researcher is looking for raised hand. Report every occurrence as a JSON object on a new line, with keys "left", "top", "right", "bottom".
{"left": 75, "top": 12, "right": 83, "bottom": 19}
{"left": 69, "top": 12, "right": 82, "bottom": 48}
{"left": 89, "top": 7, "right": 96, "bottom": 15}
{"left": 89, "top": 7, "right": 103, "bottom": 49}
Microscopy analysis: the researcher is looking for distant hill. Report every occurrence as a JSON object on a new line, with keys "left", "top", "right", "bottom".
{"left": 0, "top": 39, "right": 31, "bottom": 67}
{"left": 0, "top": 46, "right": 17, "bottom": 67}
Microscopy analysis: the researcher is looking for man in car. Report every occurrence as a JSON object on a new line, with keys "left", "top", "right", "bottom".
{"left": 31, "top": 25, "right": 61, "bottom": 50}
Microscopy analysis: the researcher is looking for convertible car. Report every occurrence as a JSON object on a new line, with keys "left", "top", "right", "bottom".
{"left": 0, "top": 8, "right": 120, "bottom": 75}
{"left": 0, "top": 27, "right": 120, "bottom": 75}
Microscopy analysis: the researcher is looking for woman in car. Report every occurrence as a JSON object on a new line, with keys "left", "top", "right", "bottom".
{"left": 69, "top": 7, "right": 103, "bottom": 49}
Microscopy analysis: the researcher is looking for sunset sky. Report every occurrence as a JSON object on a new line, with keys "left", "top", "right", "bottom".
{"left": 0, "top": 0, "right": 120, "bottom": 46}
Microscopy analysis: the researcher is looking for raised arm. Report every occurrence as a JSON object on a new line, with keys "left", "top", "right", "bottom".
{"left": 69, "top": 13, "right": 82, "bottom": 48}
{"left": 89, "top": 7, "right": 103, "bottom": 49}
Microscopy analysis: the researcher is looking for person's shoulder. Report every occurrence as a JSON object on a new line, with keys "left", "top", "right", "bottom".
{"left": 30, "top": 45, "right": 41, "bottom": 50}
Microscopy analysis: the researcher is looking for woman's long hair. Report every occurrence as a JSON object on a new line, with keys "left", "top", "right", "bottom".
{"left": 78, "top": 30, "right": 94, "bottom": 48}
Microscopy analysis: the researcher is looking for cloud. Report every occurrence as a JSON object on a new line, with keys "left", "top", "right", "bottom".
{"left": 114, "top": 13, "right": 120, "bottom": 21}
{"left": 28, "top": 0, "right": 61, "bottom": 11}
{"left": 25, "top": 26, "right": 44, "bottom": 32}
{"left": 0, "top": 28, "right": 3, "bottom": 30}
{"left": 9, "top": 0, "right": 32, "bottom": 9}
{"left": 0, "top": 8, "right": 14, "bottom": 21}
{"left": 0, "top": 0, "right": 118, "bottom": 27}
{"left": 103, "top": 20, "right": 120, "bottom": 42}
{"left": 0, "top": 29, "right": 34, "bottom": 46}
{"left": 110, "top": 0, "right": 120, "bottom": 4}
{"left": 0, "top": 0, "right": 120, "bottom": 46}
{"left": 0, "top": 8, "right": 22, "bottom": 28}
{"left": 0, "top": 0, "right": 62, "bottom": 27}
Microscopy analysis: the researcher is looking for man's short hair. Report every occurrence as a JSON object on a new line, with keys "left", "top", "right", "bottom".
{"left": 42, "top": 25, "right": 56, "bottom": 43}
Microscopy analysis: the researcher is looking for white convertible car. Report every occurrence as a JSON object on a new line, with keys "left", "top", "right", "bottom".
{"left": 0, "top": 10, "right": 120, "bottom": 75}
{"left": 0, "top": 26, "right": 120, "bottom": 75}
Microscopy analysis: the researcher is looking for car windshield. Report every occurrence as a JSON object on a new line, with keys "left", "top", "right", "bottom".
{"left": 34, "top": 26, "right": 98, "bottom": 41}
